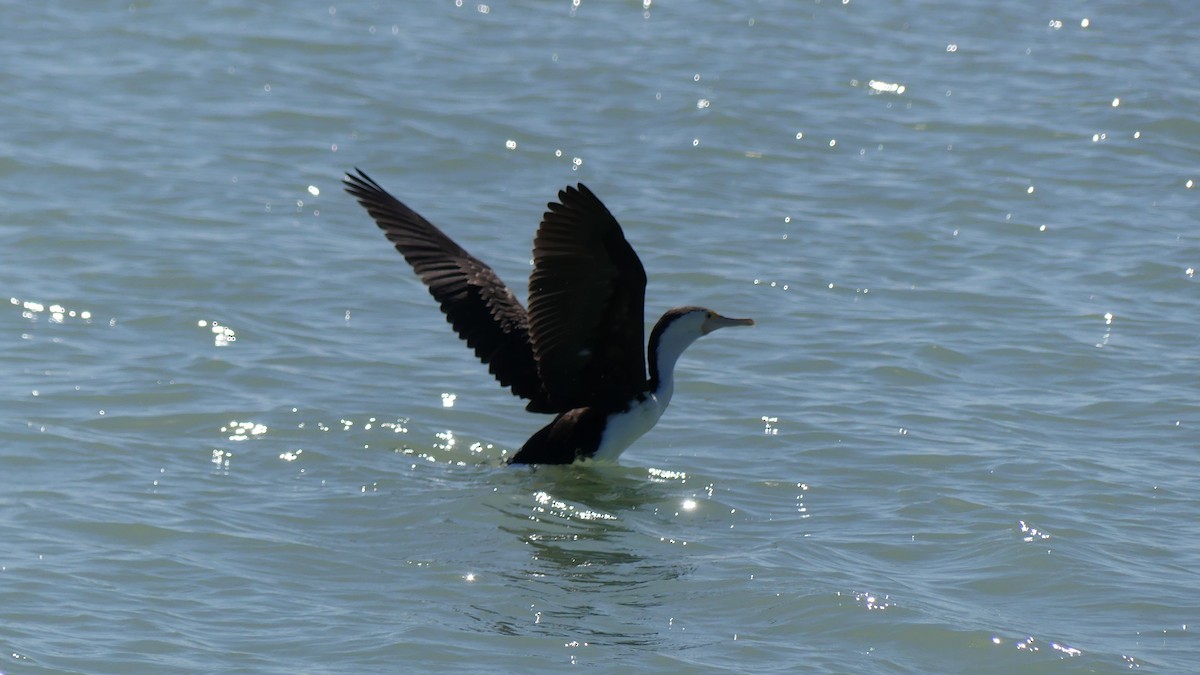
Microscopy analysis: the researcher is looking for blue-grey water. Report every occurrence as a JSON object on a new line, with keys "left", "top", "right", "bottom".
{"left": 3, "top": 2, "right": 1198, "bottom": 672}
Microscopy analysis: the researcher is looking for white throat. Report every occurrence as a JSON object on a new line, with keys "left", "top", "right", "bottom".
{"left": 649, "top": 313, "right": 707, "bottom": 399}
{"left": 590, "top": 316, "right": 705, "bottom": 462}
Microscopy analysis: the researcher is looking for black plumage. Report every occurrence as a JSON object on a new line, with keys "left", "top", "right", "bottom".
{"left": 343, "top": 169, "right": 751, "bottom": 464}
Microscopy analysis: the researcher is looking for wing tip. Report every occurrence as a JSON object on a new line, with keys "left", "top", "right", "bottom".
{"left": 550, "top": 183, "right": 604, "bottom": 216}
{"left": 343, "top": 167, "right": 382, "bottom": 196}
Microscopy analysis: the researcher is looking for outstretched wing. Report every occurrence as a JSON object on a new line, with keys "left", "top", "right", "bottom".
{"left": 343, "top": 169, "right": 554, "bottom": 412}
{"left": 527, "top": 184, "right": 648, "bottom": 411}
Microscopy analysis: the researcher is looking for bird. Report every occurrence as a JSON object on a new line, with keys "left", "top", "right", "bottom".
{"left": 343, "top": 169, "right": 753, "bottom": 465}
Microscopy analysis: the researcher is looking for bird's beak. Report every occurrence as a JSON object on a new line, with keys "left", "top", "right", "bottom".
{"left": 702, "top": 313, "right": 755, "bottom": 335}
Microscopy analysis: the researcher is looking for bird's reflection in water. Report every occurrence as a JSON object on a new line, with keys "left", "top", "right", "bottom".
{"left": 478, "top": 464, "right": 699, "bottom": 647}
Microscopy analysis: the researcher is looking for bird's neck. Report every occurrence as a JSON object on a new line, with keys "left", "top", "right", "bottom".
{"left": 647, "top": 314, "right": 702, "bottom": 405}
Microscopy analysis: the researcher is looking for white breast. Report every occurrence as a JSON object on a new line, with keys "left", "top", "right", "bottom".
{"left": 591, "top": 394, "right": 666, "bottom": 462}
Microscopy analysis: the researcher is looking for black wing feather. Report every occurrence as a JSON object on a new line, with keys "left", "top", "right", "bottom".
{"left": 527, "top": 184, "right": 648, "bottom": 410}
{"left": 343, "top": 169, "right": 555, "bottom": 412}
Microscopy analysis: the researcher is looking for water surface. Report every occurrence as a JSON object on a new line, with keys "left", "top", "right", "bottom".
{"left": 3, "top": 2, "right": 1198, "bottom": 672}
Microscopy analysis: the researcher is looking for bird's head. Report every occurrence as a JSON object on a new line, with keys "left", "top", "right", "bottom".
{"left": 650, "top": 305, "right": 753, "bottom": 357}
{"left": 658, "top": 306, "right": 754, "bottom": 335}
